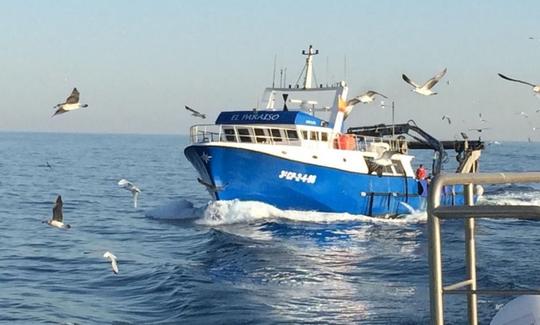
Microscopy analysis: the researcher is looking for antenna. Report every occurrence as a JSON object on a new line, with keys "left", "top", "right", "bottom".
{"left": 301, "top": 45, "right": 319, "bottom": 88}
{"left": 272, "top": 54, "right": 277, "bottom": 88}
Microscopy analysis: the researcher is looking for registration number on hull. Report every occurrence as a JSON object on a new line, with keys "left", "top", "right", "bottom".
{"left": 278, "top": 170, "right": 317, "bottom": 184}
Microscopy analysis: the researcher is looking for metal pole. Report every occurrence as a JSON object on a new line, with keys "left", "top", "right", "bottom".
{"left": 464, "top": 176, "right": 478, "bottom": 324}
{"left": 392, "top": 101, "right": 395, "bottom": 137}
{"left": 428, "top": 176, "right": 444, "bottom": 324}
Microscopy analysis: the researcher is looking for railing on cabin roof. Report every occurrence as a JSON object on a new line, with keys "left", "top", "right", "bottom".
{"left": 188, "top": 124, "right": 409, "bottom": 153}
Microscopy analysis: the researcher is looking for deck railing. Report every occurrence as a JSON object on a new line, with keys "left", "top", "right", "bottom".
{"left": 428, "top": 172, "right": 540, "bottom": 325}
{"left": 189, "top": 124, "right": 408, "bottom": 152}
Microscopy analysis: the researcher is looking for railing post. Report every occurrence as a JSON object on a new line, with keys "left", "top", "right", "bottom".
{"left": 464, "top": 183, "right": 478, "bottom": 325}
{"left": 428, "top": 176, "right": 445, "bottom": 324}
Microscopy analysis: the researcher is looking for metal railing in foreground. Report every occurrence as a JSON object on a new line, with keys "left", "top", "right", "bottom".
{"left": 428, "top": 172, "right": 540, "bottom": 325}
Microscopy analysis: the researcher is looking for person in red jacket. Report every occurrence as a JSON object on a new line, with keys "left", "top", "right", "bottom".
{"left": 416, "top": 164, "right": 427, "bottom": 180}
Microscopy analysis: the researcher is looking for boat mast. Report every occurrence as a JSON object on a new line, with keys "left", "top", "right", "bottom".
{"left": 302, "top": 45, "right": 319, "bottom": 89}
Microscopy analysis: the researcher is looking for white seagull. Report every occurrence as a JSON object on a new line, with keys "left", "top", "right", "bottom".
{"left": 103, "top": 251, "right": 119, "bottom": 274}
{"left": 52, "top": 88, "right": 88, "bottom": 117}
{"left": 118, "top": 179, "right": 141, "bottom": 208}
{"left": 347, "top": 90, "right": 388, "bottom": 105}
{"left": 402, "top": 68, "right": 447, "bottom": 96}
{"left": 498, "top": 73, "right": 540, "bottom": 95}
{"left": 517, "top": 111, "right": 529, "bottom": 118}
{"left": 366, "top": 150, "right": 400, "bottom": 176}
{"left": 441, "top": 115, "right": 452, "bottom": 124}
{"left": 43, "top": 195, "right": 71, "bottom": 229}
{"left": 185, "top": 105, "right": 206, "bottom": 119}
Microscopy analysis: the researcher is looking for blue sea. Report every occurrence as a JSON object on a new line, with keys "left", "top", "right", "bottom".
{"left": 1, "top": 132, "right": 539, "bottom": 324}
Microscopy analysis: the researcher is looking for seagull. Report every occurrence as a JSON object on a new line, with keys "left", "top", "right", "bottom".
{"left": 185, "top": 105, "right": 206, "bottom": 119}
{"left": 478, "top": 113, "right": 488, "bottom": 123}
{"left": 118, "top": 179, "right": 141, "bottom": 208}
{"left": 517, "top": 111, "right": 529, "bottom": 118}
{"left": 402, "top": 68, "right": 447, "bottom": 96}
{"left": 43, "top": 195, "right": 71, "bottom": 229}
{"left": 468, "top": 127, "right": 490, "bottom": 133}
{"left": 441, "top": 115, "right": 452, "bottom": 124}
{"left": 103, "top": 251, "right": 119, "bottom": 274}
{"left": 52, "top": 88, "right": 88, "bottom": 117}
{"left": 347, "top": 90, "right": 388, "bottom": 105}
{"left": 366, "top": 150, "right": 400, "bottom": 176}
{"left": 498, "top": 73, "right": 540, "bottom": 95}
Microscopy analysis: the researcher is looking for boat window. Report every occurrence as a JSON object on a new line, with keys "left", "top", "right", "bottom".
{"left": 321, "top": 132, "right": 328, "bottom": 142}
{"left": 310, "top": 131, "right": 319, "bottom": 141}
{"left": 237, "top": 128, "right": 252, "bottom": 143}
{"left": 302, "top": 130, "right": 308, "bottom": 140}
{"left": 271, "top": 129, "right": 282, "bottom": 142}
{"left": 286, "top": 129, "right": 299, "bottom": 141}
{"left": 224, "top": 128, "right": 236, "bottom": 142}
{"left": 392, "top": 160, "right": 406, "bottom": 175}
{"left": 254, "top": 128, "right": 266, "bottom": 143}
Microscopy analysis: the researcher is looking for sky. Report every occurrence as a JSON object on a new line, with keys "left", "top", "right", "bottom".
{"left": 0, "top": 0, "right": 539, "bottom": 140}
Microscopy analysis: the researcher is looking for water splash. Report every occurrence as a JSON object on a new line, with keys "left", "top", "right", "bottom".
{"left": 196, "top": 199, "right": 427, "bottom": 226}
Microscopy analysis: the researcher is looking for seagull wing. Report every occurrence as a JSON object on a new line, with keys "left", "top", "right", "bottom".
{"left": 52, "top": 195, "right": 63, "bottom": 222}
{"left": 185, "top": 105, "right": 201, "bottom": 115}
{"left": 65, "top": 88, "right": 80, "bottom": 104}
{"left": 132, "top": 190, "right": 139, "bottom": 208}
{"left": 498, "top": 73, "right": 536, "bottom": 87}
{"left": 424, "top": 68, "right": 447, "bottom": 90}
{"left": 118, "top": 179, "right": 133, "bottom": 188}
{"left": 402, "top": 74, "right": 420, "bottom": 88}
{"left": 366, "top": 90, "right": 388, "bottom": 99}
{"left": 346, "top": 97, "right": 361, "bottom": 106}
{"left": 110, "top": 257, "right": 119, "bottom": 274}
{"left": 52, "top": 107, "right": 67, "bottom": 117}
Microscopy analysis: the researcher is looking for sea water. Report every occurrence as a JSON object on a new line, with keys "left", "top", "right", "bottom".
{"left": 0, "top": 132, "right": 539, "bottom": 324}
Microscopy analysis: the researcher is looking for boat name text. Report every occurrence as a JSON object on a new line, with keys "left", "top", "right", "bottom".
{"left": 230, "top": 113, "right": 281, "bottom": 122}
{"left": 278, "top": 170, "right": 317, "bottom": 184}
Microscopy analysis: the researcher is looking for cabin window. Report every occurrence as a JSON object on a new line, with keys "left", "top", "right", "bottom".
{"left": 392, "top": 160, "right": 406, "bottom": 175}
{"left": 310, "top": 131, "right": 319, "bottom": 141}
{"left": 254, "top": 128, "right": 266, "bottom": 143}
{"left": 224, "top": 128, "right": 236, "bottom": 142}
{"left": 286, "top": 130, "right": 299, "bottom": 141}
{"left": 271, "top": 129, "right": 282, "bottom": 142}
{"left": 321, "top": 132, "right": 328, "bottom": 142}
{"left": 302, "top": 130, "right": 308, "bottom": 140}
{"left": 237, "top": 128, "right": 252, "bottom": 143}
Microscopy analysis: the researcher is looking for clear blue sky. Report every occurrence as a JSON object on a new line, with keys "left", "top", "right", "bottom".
{"left": 0, "top": 0, "right": 538, "bottom": 140}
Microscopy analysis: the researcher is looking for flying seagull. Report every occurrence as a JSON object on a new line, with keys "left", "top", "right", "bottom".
{"left": 402, "top": 68, "right": 447, "bottom": 96}
{"left": 478, "top": 113, "right": 488, "bottom": 123}
{"left": 52, "top": 88, "right": 88, "bottom": 117}
{"left": 441, "top": 115, "right": 452, "bottom": 124}
{"left": 498, "top": 73, "right": 540, "bottom": 95}
{"left": 468, "top": 127, "right": 490, "bottom": 133}
{"left": 118, "top": 179, "right": 141, "bottom": 208}
{"left": 185, "top": 105, "right": 206, "bottom": 119}
{"left": 517, "top": 111, "right": 529, "bottom": 118}
{"left": 366, "top": 150, "right": 400, "bottom": 177}
{"left": 347, "top": 90, "right": 388, "bottom": 106}
{"left": 103, "top": 251, "right": 119, "bottom": 274}
{"left": 43, "top": 195, "right": 71, "bottom": 229}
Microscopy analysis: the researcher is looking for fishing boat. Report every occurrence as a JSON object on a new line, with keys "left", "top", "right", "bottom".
{"left": 184, "top": 45, "right": 483, "bottom": 216}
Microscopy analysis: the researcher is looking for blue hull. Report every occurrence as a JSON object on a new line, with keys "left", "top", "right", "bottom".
{"left": 185, "top": 145, "right": 464, "bottom": 216}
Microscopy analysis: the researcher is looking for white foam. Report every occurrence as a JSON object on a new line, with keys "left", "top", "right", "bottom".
{"left": 196, "top": 199, "right": 427, "bottom": 226}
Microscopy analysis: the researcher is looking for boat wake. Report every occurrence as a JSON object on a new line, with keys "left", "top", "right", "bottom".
{"left": 197, "top": 199, "right": 427, "bottom": 226}
{"left": 479, "top": 190, "right": 540, "bottom": 206}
